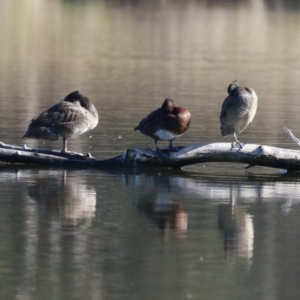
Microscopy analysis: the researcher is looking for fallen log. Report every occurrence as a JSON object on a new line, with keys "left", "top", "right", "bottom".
{"left": 0, "top": 140, "right": 300, "bottom": 170}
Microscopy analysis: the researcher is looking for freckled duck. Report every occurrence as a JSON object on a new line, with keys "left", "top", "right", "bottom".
{"left": 23, "top": 91, "right": 99, "bottom": 152}
{"left": 134, "top": 98, "right": 191, "bottom": 149}
{"left": 220, "top": 80, "right": 258, "bottom": 148}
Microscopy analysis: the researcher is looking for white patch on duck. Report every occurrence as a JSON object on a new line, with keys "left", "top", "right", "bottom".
{"left": 154, "top": 130, "right": 182, "bottom": 141}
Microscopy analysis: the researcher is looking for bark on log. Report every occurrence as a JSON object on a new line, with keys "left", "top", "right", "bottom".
{"left": 0, "top": 141, "right": 300, "bottom": 170}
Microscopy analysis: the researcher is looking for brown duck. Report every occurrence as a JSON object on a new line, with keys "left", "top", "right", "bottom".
{"left": 23, "top": 91, "right": 99, "bottom": 152}
{"left": 134, "top": 98, "right": 191, "bottom": 149}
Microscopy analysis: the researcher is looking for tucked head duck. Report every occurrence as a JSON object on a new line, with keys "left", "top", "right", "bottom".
{"left": 220, "top": 80, "right": 258, "bottom": 148}
{"left": 134, "top": 98, "right": 191, "bottom": 149}
{"left": 23, "top": 91, "right": 99, "bottom": 153}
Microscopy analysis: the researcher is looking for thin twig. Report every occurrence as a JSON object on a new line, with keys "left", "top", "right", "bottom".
{"left": 284, "top": 127, "right": 300, "bottom": 147}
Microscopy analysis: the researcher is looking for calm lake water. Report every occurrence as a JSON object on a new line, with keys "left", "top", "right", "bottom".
{"left": 1, "top": 0, "right": 300, "bottom": 299}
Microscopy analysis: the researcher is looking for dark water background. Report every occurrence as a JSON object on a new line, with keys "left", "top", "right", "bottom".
{"left": 1, "top": 0, "right": 300, "bottom": 299}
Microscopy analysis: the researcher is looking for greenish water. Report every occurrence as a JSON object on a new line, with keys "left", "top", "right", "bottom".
{"left": 0, "top": 0, "right": 300, "bottom": 299}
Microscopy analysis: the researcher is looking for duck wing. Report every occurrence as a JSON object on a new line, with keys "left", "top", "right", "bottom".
{"left": 134, "top": 108, "right": 163, "bottom": 133}
{"left": 24, "top": 101, "right": 89, "bottom": 140}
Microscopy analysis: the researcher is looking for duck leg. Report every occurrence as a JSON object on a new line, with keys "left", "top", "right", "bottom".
{"left": 155, "top": 139, "right": 169, "bottom": 161}
{"left": 233, "top": 132, "right": 244, "bottom": 149}
{"left": 168, "top": 140, "right": 178, "bottom": 152}
{"left": 62, "top": 138, "right": 68, "bottom": 153}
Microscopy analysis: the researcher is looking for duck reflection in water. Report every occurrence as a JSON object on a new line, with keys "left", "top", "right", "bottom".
{"left": 218, "top": 197, "right": 254, "bottom": 265}
{"left": 142, "top": 202, "right": 187, "bottom": 231}
{"left": 135, "top": 188, "right": 188, "bottom": 239}
{"left": 24, "top": 170, "right": 97, "bottom": 228}
{"left": 134, "top": 98, "right": 191, "bottom": 150}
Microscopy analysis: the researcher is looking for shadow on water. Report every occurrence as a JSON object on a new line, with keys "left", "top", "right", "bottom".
{"left": 1, "top": 0, "right": 300, "bottom": 297}
{"left": 26, "top": 171, "right": 97, "bottom": 229}
{"left": 3, "top": 164, "right": 295, "bottom": 235}
{"left": 63, "top": 0, "right": 300, "bottom": 11}
{"left": 2, "top": 165, "right": 300, "bottom": 298}
{"left": 264, "top": 0, "right": 300, "bottom": 11}
{"left": 120, "top": 168, "right": 300, "bottom": 262}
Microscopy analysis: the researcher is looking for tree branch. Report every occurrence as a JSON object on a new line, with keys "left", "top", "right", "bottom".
{"left": 0, "top": 141, "right": 300, "bottom": 170}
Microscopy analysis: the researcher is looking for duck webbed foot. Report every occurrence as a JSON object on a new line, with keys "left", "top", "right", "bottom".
{"left": 231, "top": 141, "right": 244, "bottom": 149}
{"left": 155, "top": 145, "right": 170, "bottom": 162}
{"left": 232, "top": 133, "right": 244, "bottom": 149}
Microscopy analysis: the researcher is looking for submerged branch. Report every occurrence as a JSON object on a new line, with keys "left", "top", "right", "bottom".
{"left": 284, "top": 127, "right": 300, "bottom": 147}
{"left": 0, "top": 141, "right": 300, "bottom": 170}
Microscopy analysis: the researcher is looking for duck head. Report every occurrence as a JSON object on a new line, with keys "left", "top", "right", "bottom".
{"left": 227, "top": 80, "right": 240, "bottom": 95}
{"left": 161, "top": 98, "right": 175, "bottom": 114}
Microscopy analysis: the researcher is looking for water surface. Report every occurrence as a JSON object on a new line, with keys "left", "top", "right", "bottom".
{"left": 0, "top": 0, "right": 300, "bottom": 299}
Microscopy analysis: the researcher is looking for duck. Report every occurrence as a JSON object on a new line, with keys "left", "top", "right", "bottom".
{"left": 220, "top": 80, "right": 258, "bottom": 148}
{"left": 134, "top": 98, "right": 191, "bottom": 149}
{"left": 23, "top": 90, "right": 99, "bottom": 153}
